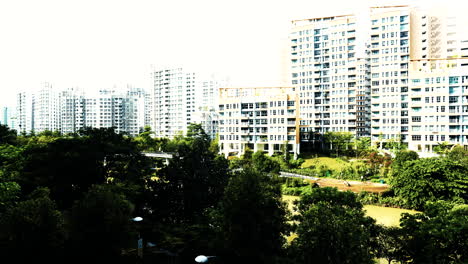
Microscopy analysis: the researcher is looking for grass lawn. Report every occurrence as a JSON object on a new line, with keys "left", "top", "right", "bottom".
{"left": 364, "top": 205, "right": 419, "bottom": 227}
{"left": 300, "top": 156, "right": 349, "bottom": 171}
{"left": 282, "top": 195, "right": 419, "bottom": 227}
{"left": 282, "top": 195, "right": 419, "bottom": 263}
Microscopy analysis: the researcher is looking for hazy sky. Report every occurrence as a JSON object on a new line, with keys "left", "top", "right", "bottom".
{"left": 0, "top": 0, "right": 464, "bottom": 107}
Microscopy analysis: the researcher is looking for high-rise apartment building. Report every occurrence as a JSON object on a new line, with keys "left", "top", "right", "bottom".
{"left": 407, "top": 63, "right": 468, "bottom": 153}
{"left": 0, "top": 107, "right": 16, "bottom": 130}
{"left": 151, "top": 67, "right": 226, "bottom": 139}
{"left": 192, "top": 77, "right": 228, "bottom": 139}
{"left": 16, "top": 91, "right": 34, "bottom": 134}
{"left": 33, "top": 82, "right": 61, "bottom": 132}
{"left": 289, "top": 5, "right": 468, "bottom": 153}
{"left": 151, "top": 68, "right": 197, "bottom": 138}
{"left": 369, "top": 6, "right": 411, "bottom": 143}
{"left": 60, "top": 87, "right": 86, "bottom": 134}
{"left": 290, "top": 14, "right": 371, "bottom": 150}
{"left": 218, "top": 87, "right": 300, "bottom": 157}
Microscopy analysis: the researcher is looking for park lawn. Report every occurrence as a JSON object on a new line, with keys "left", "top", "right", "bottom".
{"left": 301, "top": 156, "right": 349, "bottom": 171}
{"left": 282, "top": 195, "right": 419, "bottom": 227}
{"left": 364, "top": 205, "right": 419, "bottom": 227}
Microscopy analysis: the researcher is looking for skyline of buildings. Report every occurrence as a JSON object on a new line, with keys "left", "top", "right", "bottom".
{"left": 15, "top": 84, "right": 148, "bottom": 136}
{"left": 288, "top": 4, "right": 468, "bottom": 155}
{"left": 3, "top": 3, "right": 468, "bottom": 156}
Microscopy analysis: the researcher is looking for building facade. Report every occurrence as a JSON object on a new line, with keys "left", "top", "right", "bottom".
{"left": 407, "top": 64, "right": 468, "bottom": 153}
{"left": 151, "top": 68, "right": 198, "bottom": 138}
{"left": 289, "top": 5, "right": 468, "bottom": 153}
{"left": 0, "top": 107, "right": 16, "bottom": 130}
{"left": 16, "top": 85, "right": 148, "bottom": 136}
{"left": 290, "top": 13, "right": 372, "bottom": 153}
{"left": 150, "top": 67, "right": 226, "bottom": 139}
{"left": 218, "top": 87, "right": 300, "bottom": 157}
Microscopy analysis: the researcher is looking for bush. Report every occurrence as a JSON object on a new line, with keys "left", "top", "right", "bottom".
{"left": 356, "top": 191, "right": 406, "bottom": 208}
{"left": 285, "top": 178, "right": 308, "bottom": 188}
{"left": 282, "top": 184, "right": 313, "bottom": 196}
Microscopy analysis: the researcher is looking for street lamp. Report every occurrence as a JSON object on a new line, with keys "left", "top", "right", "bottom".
{"left": 132, "top": 216, "right": 143, "bottom": 222}
{"left": 131, "top": 216, "right": 143, "bottom": 258}
{"left": 195, "top": 255, "right": 216, "bottom": 263}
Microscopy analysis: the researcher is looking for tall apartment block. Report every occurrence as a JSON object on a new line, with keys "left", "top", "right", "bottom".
{"left": 0, "top": 107, "right": 16, "bottom": 130}
{"left": 16, "top": 82, "right": 59, "bottom": 134}
{"left": 34, "top": 82, "right": 61, "bottom": 132}
{"left": 407, "top": 66, "right": 468, "bottom": 152}
{"left": 218, "top": 87, "right": 300, "bottom": 157}
{"left": 289, "top": 5, "right": 468, "bottom": 153}
{"left": 151, "top": 68, "right": 197, "bottom": 138}
{"left": 192, "top": 77, "right": 228, "bottom": 139}
{"left": 150, "top": 67, "right": 226, "bottom": 139}
{"left": 369, "top": 6, "right": 411, "bottom": 143}
{"left": 290, "top": 14, "right": 371, "bottom": 149}
{"left": 60, "top": 87, "right": 86, "bottom": 134}
{"left": 16, "top": 91, "right": 34, "bottom": 134}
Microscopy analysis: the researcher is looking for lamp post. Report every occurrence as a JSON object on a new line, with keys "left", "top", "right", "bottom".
{"left": 195, "top": 255, "right": 216, "bottom": 263}
{"left": 132, "top": 216, "right": 143, "bottom": 259}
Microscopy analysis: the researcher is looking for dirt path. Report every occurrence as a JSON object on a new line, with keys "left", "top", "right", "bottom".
{"left": 307, "top": 178, "right": 389, "bottom": 194}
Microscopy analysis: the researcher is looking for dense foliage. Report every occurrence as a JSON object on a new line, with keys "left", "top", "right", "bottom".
{"left": 212, "top": 169, "right": 290, "bottom": 263}
{"left": 391, "top": 157, "right": 468, "bottom": 210}
{"left": 290, "top": 187, "right": 378, "bottom": 264}
{"left": 0, "top": 123, "right": 466, "bottom": 263}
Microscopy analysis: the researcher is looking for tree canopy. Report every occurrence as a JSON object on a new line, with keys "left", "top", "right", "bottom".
{"left": 391, "top": 157, "right": 468, "bottom": 209}
{"left": 290, "top": 187, "right": 378, "bottom": 264}
{"left": 213, "top": 169, "right": 290, "bottom": 263}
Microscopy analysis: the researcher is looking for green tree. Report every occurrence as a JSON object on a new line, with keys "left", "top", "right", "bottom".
{"left": 0, "top": 124, "right": 17, "bottom": 145}
{"left": 0, "top": 181, "right": 21, "bottom": 213}
{"left": 18, "top": 127, "right": 153, "bottom": 210}
{"left": 398, "top": 201, "right": 468, "bottom": 263}
{"left": 213, "top": 169, "right": 290, "bottom": 263}
{"left": 447, "top": 145, "right": 468, "bottom": 165}
{"left": 354, "top": 136, "right": 372, "bottom": 157}
{"left": 0, "top": 144, "right": 23, "bottom": 185}
{"left": 385, "top": 134, "right": 406, "bottom": 152}
{"left": 392, "top": 150, "right": 419, "bottom": 170}
{"left": 146, "top": 124, "right": 230, "bottom": 225}
{"left": 391, "top": 158, "right": 468, "bottom": 209}
{"left": 324, "top": 132, "right": 353, "bottom": 156}
{"left": 0, "top": 188, "right": 66, "bottom": 261}
{"left": 433, "top": 141, "right": 451, "bottom": 156}
{"left": 69, "top": 184, "right": 135, "bottom": 260}
{"left": 134, "top": 125, "right": 164, "bottom": 151}
{"left": 290, "top": 187, "right": 378, "bottom": 264}
{"left": 376, "top": 226, "right": 406, "bottom": 264}
{"left": 252, "top": 151, "right": 280, "bottom": 174}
